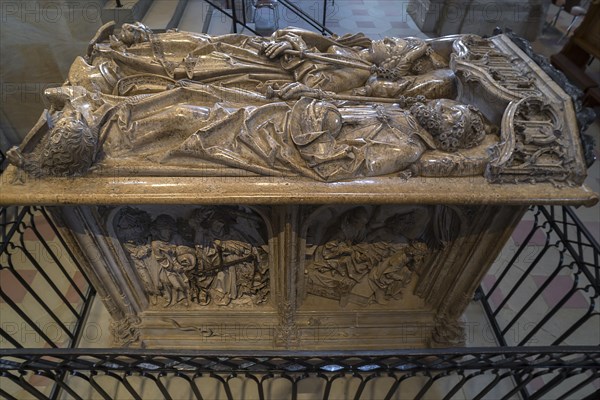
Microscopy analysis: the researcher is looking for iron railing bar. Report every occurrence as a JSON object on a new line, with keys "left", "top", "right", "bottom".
{"left": 321, "top": 372, "right": 335, "bottom": 400}
{"left": 207, "top": 372, "right": 233, "bottom": 400}
{"left": 236, "top": 372, "right": 264, "bottom": 400}
{"left": 496, "top": 240, "right": 552, "bottom": 321}
{"left": 476, "top": 286, "right": 533, "bottom": 398}
{"left": 556, "top": 372, "right": 600, "bottom": 400}
{"left": 290, "top": 374, "right": 298, "bottom": 400}
{"left": 155, "top": 374, "right": 176, "bottom": 400}
{"left": 0, "top": 207, "right": 29, "bottom": 255}
{"left": 38, "top": 207, "right": 94, "bottom": 290}
{"left": 278, "top": 0, "right": 335, "bottom": 35}
{"left": 241, "top": 0, "right": 247, "bottom": 24}
{"left": 485, "top": 207, "right": 541, "bottom": 300}
{"left": 231, "top": 0, "right": 238, "bottom": 33}
{"left": 0, "top": 289, "right": 58, "bottom": 348}
{"left": 6, "top": 371, "right": 48, "bottom": 400}
{"left": 564, "top": 207, "right": 600, "bottom": 249}
{"left": 3, "top": 257, "right": 75, "bottom": 339}
{"left": 412, "top": 372, "right": 435, "bottom": 400}
{"left": 13, "top": 238, "right": 81, "bottom": 319}
{"left": 86, "top": 373, "right": 114, "bottom": 400}
{"left": 69, "top": 285, "right": 96, "bottom": 348}
{"left": 47, "top": 286, "right": 96, "bottom": 400}
{"left": 1, "top": 206, "right": 8, "bottom": 245}
{"left": 28, "top": 216, "right": 87, "bottom": 301}
{"left": 254, "top": 373, "right": 267, "bottom": 400}
{"left": 540, "top": 206, "right": 599, "bottom": 287}
{"left": 580, "top": 388, "right": 600, "bottom": 400}
{"left": 352, "top": 373, "right": 371, "bottom": 400}
{"left": 471, "top": 371, "right": 513, "bottom": 400}
{"left": 38, "top": 370, "right": 86, "bottom": 400}
{"left": 190, "top": 375, "right": 204, "bottom": 400}
{"left": 551, "top": 298, "right": 598, "bottom": 345}
{"left": 3, "top": 347, "right": 599, "bottom": 365}
{"left": 381, "top": 375, "right": 401, "bottom": 400}
{"left": 201, "top": 0, "right": 258, "bottom": 35}
{"left": 528, "top": 368, "right": 573, "bottom": 400}
{"left": 440, "top": 373, "right": 468, "bottom": 400}
{"left": 501, "top": 260, "right": 567, "bottom": 335}
{"left": 119, "top": 374, "right": 145, "bottom": 400}
{"left": 476, "top": 287, "right": 508, "bottom": 347}
{"left": 0, "top": 148, "right": 6, "bottom": 174}
{"left": 517, "top": 274, "right": 587, "bottom": 345}
{"left": 498, "top": 368, "right": 536, "bottom": 400}
{"left": 0, "top": 385, "right": 19, "bottom": 400}
{"left": 321, "top": 0, "right": 328, "bottom": 35}
{"left": 0, "top": 326, "right": 23, "bottom": 348}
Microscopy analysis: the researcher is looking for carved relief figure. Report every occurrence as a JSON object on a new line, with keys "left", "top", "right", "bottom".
{"left": 5, "top": 22, "right": 505, "bottom": 181}
{"left": 85, "top": 22, "right": 455, "bottom": 100}
{"left": 7, "top": 81, "right": 493, "bottom": 181}
{"left": 6, "top": 23, "right": 587, "bottom": 187}
{"left": 304, "top": 206, "right": 431, "bottom": 306}
{"left": 150, "top": 214, "right": 185, "bottom": 306}
{"left": 115, "top": 208, "right": 160, "bottom": 305}
{"left": 115, "top": 206, "right": 269, "bottom": 308}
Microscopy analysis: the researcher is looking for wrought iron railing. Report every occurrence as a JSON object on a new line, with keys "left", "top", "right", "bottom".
{"left": 1, "top": 347, "right": 599, "bottom": 400}
{"left": 209, "top": 0, "right": 333, "bottom": 35}
{"left": 478, "top": 205, "right": 599, "bottom": 348}
{"left": 0, "top": 203, "right": 598, "bottom": 399}
{"left": 0, "top": 206, "right": 96, "bottom": 350}
{"left": 278, "top": 0, "right": 335, "bottom": 35}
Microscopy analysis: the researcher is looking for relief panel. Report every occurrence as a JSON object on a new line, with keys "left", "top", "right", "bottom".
{"left": 111, "top": 205, "right": 271, "bottom": 309}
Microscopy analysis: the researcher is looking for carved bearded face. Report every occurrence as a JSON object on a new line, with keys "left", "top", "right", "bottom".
{"left": 369, "top": 38, "right": 408, "bottom": 65}
{"left": 410, "top": 99, "right": 486, "bottom": 152}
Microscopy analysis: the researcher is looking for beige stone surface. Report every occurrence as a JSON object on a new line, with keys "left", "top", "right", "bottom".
{"left": 1, "top": 167, "right": 597, "bottom": 206}
{"left": 1, "top": 23, "right": 596, "bottom": 350}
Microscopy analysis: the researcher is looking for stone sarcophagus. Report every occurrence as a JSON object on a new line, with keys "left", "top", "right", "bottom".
{"left": 1, "top": 22, "right": 596, "bottom": 349}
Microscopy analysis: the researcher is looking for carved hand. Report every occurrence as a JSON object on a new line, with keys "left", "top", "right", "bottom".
{"left": 6, "top": 147, "right": 25, "bottom": 168}
{"left": 277, "top": 82, "right": 321, "bottom": 100}
{"left": 263, "top": 41, "right": 293, "bottom": 59}
{"left": 263, "top": 33, "right": 307, "bottom": 59}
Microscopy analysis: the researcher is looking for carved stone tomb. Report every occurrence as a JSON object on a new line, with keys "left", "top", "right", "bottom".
{"left": 1, "top": 22, "right": 596, "bottom": 349}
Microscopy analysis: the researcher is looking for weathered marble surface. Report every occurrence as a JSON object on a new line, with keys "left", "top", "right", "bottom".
{"left": 0, "top": 23, "right": 597, "bottom": 349}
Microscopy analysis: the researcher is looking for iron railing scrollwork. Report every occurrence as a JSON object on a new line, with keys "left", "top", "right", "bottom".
{"left": 478, "top": 205, "right": 599, "bottom": 349}
{"left": 0, "top": 347, "right": 598, "bottom": 399}
{"left": 0, "top": 203, "right": 598, "bottom": 399}
{"left": 0, "top": 206, "right": 96, "bottom": 351}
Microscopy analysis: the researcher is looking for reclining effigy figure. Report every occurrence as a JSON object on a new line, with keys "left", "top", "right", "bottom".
{"left": 6, "top": 22, "right": 498, "bottom": 181}
{"left": 77, "top": 22, "right": 456, "bottom": 99}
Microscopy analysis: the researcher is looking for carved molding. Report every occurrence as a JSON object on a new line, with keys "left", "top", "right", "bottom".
{"left": 275, "top": 301, "right": 299, "bottom": 347}
{"left": 110, "top": 315, "right": 141, "bottom": 346}
{"left": 430, "top": 313, "right": 465, "bottom": 347}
